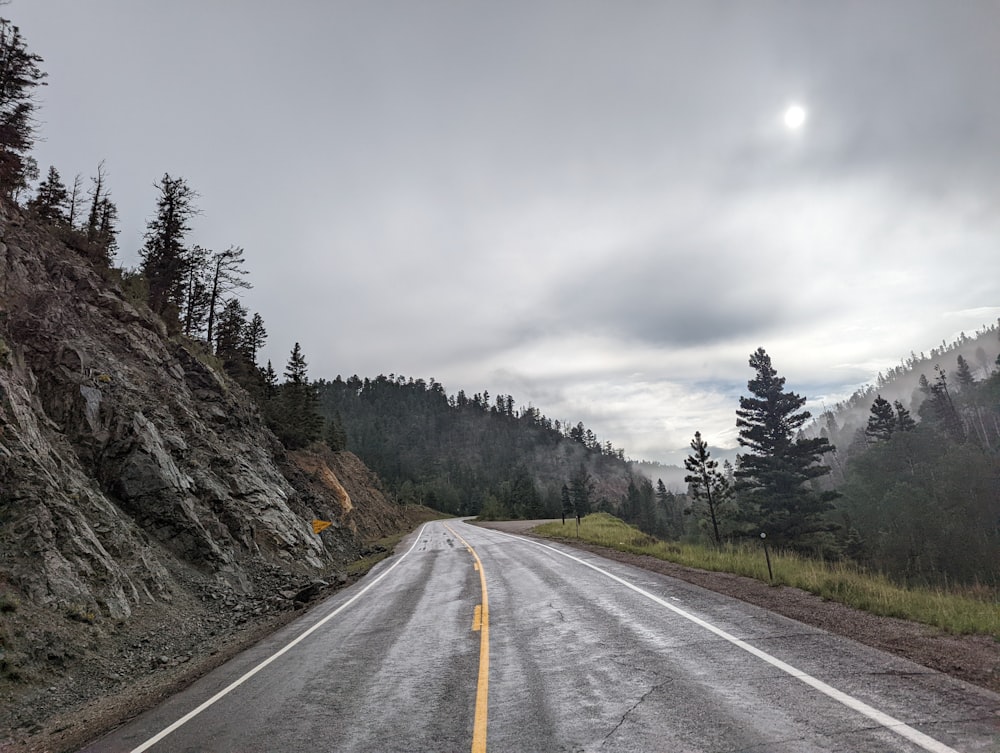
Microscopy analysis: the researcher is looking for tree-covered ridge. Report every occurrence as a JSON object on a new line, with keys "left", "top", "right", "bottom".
{"left": 816, "top": 321, "right": 1000, "bottom": 454}
{"left": 676, "top": 344, "right": 998, "bottom": 589}
{"left": 313, "top": 374, "right": 658, "bottom": 520}
{"left": 832, "top": 346, "right": 1000, "bottom": 587}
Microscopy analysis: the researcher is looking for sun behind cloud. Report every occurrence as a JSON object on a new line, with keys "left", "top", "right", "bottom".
{"left": 783, "top": 103, "right": 808, "bottom": 129}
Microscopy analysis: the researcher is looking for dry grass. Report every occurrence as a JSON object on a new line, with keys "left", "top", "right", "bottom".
{"left": 534, "top": 513, "right": 1000, "bottom": 638}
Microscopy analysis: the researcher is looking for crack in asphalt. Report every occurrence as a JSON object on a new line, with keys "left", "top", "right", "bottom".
{"left": 608, "top": 655, "right": 662, "bottom": 677}
{"left": 870, "top": 669, "right": 937, "bottom": 676}
{"left": 600, "top": 679, "right": 672, "bottom": 747}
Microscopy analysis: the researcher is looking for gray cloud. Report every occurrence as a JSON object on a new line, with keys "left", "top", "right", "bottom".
{"left": 541, "top": 243, "right": 791, "bottom": 347}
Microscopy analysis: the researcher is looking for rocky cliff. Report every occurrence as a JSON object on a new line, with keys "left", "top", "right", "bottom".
{"left": 0, "top": 199, "right": 413, "bottom": 747}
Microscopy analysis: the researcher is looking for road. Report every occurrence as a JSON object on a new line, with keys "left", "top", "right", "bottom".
{"left": 79, "top": 520, "right": 1000, "bottom": 752}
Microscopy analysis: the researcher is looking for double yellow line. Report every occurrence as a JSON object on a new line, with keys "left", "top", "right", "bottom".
{"left": 444, "top": 523, "right": 490, "bottom": 753}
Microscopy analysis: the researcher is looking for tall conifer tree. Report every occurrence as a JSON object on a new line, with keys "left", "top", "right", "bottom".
{"left": 274, "top": 343, "right": 323, "bottom": 449}
{"left": 734, "top": 348, "right": 838, "bottom": 547}
{"left": 684, "top": 431, "right": 728, "bottom": 544}
{"left": 139, "top": 174, "right": 199, "bottom": 322}
{"left": 27, "top": 165, "right": 67, "bottom": 222}
{"left": 0, "top": 18, "right": 46, "bottom": 197}
{"left": 865, "top": 395, "right": 896, "bottom": 442}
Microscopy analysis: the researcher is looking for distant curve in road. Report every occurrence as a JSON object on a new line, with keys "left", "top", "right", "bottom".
{"left": 79, "top": 520, "right": 1000, "bottom": 753}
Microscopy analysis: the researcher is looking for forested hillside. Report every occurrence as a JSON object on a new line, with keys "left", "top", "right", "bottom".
{"left": 315, "top": 375, "right": 689, "bottom": 530}
{"left": 313, "top": 330, "right": 999, "bottom": 592}
{"left": 817, "top": 325, "right": 1000, "bottom": 587}
{"left": 816, "top": 322, "right": 1000, "bottom": 454}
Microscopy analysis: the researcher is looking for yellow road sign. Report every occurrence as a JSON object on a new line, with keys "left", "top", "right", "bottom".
{"left": 312, "top": 519, "right": 332, "bottom": 535}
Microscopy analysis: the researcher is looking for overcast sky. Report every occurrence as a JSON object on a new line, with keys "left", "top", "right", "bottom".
{"left": 12, "top": 1, "right": 1000, "bottom": 466}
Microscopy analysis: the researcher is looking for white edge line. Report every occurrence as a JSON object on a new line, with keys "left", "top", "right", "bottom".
{"left": 474, "top": 524, "right": 962, "bottom": 753}
{"left": 128, "top": 523, "right": 429, "bottom": 753}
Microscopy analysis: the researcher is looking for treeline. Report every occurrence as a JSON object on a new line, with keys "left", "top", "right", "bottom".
{"left": 834, "top": 348, "right": 1000, "bottom": 586}
{"left": 817, "top": 323, "right": 1000, "bottom": 453}
{"left": 30, "top": 167, "right": 330, "bottom": 450}
{"left": 314, "top": 375, "right": 663, "bottom": 520}
{"left": 809, "top": 328, "right": 1000, "bottom": 586}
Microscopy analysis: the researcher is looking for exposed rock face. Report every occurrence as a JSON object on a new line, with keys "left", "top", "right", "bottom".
{"left": 0, "top": 200, "right": 405, "bottom": 684}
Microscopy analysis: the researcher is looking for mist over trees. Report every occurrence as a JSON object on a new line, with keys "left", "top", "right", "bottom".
{"left": 675, "top": 339, "right": 997, "bottom": 590}
{"left": 783, "top": 325, "right": 1000, "bottom": 587}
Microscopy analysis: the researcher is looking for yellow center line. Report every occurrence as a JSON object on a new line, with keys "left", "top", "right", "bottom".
{"left": 444, "top": 522, "right": 489, "bottom": 753}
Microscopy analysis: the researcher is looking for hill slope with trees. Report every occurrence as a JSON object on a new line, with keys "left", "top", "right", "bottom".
{"left": 314, "top": 375, "right": 677, "bottom": 524}
{"left": 821, "top": 327, "right": 1000, "bottom": 587}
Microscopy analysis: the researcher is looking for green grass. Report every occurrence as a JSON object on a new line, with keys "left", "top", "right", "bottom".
{"left": 534, "top": 513, "right": 1000, "bottom": 639}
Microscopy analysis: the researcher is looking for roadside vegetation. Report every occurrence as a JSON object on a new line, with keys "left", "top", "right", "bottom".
{"left": 534, "top": 513, "right": 1000, "bottom": 640}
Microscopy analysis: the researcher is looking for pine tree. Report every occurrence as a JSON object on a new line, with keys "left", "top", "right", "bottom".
{"left": 95, "top": 196, "right": 119, "bottom": 262}
{"left": 284, "top": 342, "right": 308, "bottom": 386}
{"left": 569, "top": 465, "right": 593, "bottom": 518}
{"left": 273, "top": 342, "right": 323, "bottom": 449}
{"left": 560, "top": 483, "right": 572, "bottom": 524}
{"left": 214, "top": 298, "right": 248, "bottom": 362}
{"left": 27, "top": 165, "right": 67, "bottom": 223}
{"left": 244, "top": 313, "right": 267, "bottom": 364}
{"left": 261, "top": 360, "right": 278, "bottom": 398}
{"left": 204, "top": 246, "right": 251, "bottom": 346}
{"left": 683, "top": 431, "right": 728, "bottom": 544}
{"left": 865, "top": 395, "right": 896, "bottom": 442}
{"left": 180, "top": 245, "right": 211, "bottom": 337}
{"left": 955, "top": 354, "right": 975, "bottom": 389}
{"left": 734, "top": 348, "right": 838, "bottom": 547}
{"left": 86, "top": 160, "right": 107, "bottom": 241}
{"left": 66, "top": 173, "right": 83, "bottom": 227}
{"left": 66, "top": 161, "right": 119, "bottom": 264}
{"left": 893, "top": 400, "right": 916, "bottom": 432}
{"left": 655, "top": 478, "right": 681, "bottom": 537}
{"left": 139, "top": 174, "right": 199, "bottom": 322}
{"left": 0, "top": 18, "right": 46, "bottom": 197}
{"left": 918, "top": 367, "right": 965, "bottom": 442}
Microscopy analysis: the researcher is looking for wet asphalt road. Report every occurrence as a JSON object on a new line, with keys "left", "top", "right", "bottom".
{"left": 80, "top": 520, "right": 1000, "bottom": 752}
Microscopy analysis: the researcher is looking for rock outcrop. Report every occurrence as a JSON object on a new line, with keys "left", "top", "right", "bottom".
{"left": 0, "top": 199, "right": 409, "bottom": 728}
